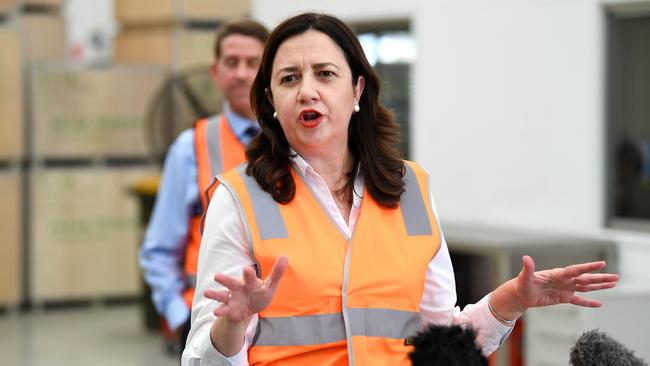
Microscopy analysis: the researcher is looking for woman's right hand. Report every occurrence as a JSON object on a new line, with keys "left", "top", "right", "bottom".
{"left": 204, "top": 255, "right": 289, "bottom": 324}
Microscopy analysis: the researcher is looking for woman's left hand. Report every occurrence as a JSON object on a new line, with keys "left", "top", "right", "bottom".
{"left": 514, "top": 255, "right": 618, "bottom": 309}
{"left": 490, "top": 255, "right": 619, "bottom": 322}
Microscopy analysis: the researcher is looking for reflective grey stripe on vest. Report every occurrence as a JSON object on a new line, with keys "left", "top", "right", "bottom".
{"left": 239, "top": 163, "right": 429, "bottom": 240}
{"left": 348, "top": 308, "right": 420, "bottom": 338}
{"left": 254, "top": 308, "right": 420, "bottom": 346}
{"left": 205, "top": 115, "right": 223, "bottom": 177}
{"left": 400, "top": 164, "right": 433, "bottom": 236}
{"left": 187, "top": 116, "right": 222, "bottom": 290}
{"left": 238, "top": 168, "right": 288, "bottom": 240}
{"left": 256, "top": 313, "right": 345, "bottom": 346}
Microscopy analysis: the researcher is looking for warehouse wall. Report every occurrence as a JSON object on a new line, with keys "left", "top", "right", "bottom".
{"left": 253, "top": 0, "right": 650, "bottom": 284}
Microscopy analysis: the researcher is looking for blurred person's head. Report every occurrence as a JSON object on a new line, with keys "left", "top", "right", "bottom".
{"left": 247, "top": 12, "right": 403, "bottom": 207}
{"left": 210, "top": 19, "right": 269, "bottom": 120}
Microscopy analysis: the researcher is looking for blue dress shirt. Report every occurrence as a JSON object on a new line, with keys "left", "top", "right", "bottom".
{"left": 139, "top": 104, "right": 259, "bottom": 330}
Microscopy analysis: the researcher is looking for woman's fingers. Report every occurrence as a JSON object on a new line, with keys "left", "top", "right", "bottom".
{"left": 569, "top": 295, "right": 603, "bottom": 308}
{"left": 574, "top": 273, "right": 619, "bottom": 285}
{"left": 518, "top": 255, "right": 535, "bottom": 279}
{"left": 563, "top": 261, "right": 607, "bottom": 278}
{"left": 242, "top": 265, "right": 261, "bottom": 290}
{"left": 205, "top": 289, "right": 233, "bottom": 317}
{"left": 205, "top": 288, "right": 231, "bottom": 303}
{"left": 214, "top": 273, "right": 244, "bottom": 292}
{"left": 206, "top": 257, "right": 289, "bottom": 319}
{"left": 265, "top": 256, "right": 289, "bottom": 291}
{"left": 213, "top": 303, "right": 231, "bottom": 317}
{"left": 575, "top": 281, "right": 618, "bottom": 292}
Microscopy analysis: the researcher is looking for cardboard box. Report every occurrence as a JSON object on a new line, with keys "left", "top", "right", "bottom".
{"left": 115, "top": 25, "right": 216, "bottom": 70}
{"left": 0, "top": 0, "right": 17, "bottom": 13}
{"left": 0, "top": 0, "right": 64, "bottom": 13}
{"left": 30, "top": 167, "right": 156, "bottom": 301}
{"left": 24, "top": 0, "right": 65, "bottom": 6}
{"left": 116, "top": 0, "right": 250, "bottom": 25}
{"left": 20, "top": 14, "right": 65, "bottom": 62}
{"left": 0, "top": 30, "right": 23, "bottom": 160}
{"left": 0, "top": 172, "right": 22, "bottom": 305}
{"left": 0, "top": 0, "right": 65, "bottom": 10}
{"left": 30, "top": 66, "right": 164, "bottom": 158}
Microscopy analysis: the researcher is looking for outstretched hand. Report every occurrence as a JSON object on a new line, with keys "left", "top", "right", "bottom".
{"left": 514, "top": 255, "right": 618, "bottom": 309}
{"left": 204, "top": 256, "right": 289, "bottom": 324}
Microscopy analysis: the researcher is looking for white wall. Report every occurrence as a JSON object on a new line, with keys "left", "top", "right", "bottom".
{"left": 417, "top": 0, "right": 605, "bottom": 234}
{"left": 253, "top": 0, "right": 650, "bottom": 282}
{"left": 64, "top": 0, "right": 117, "bottom": 65}
{"left": 252, "top": 0, "right": 418, "bottom": 29}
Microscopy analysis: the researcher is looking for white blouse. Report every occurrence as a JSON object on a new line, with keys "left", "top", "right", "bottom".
{"left": 182, "top": 155, "right": 512, "bottom": 366}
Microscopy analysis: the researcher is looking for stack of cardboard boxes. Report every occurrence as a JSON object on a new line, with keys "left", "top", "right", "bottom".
{"left": 114, "top": 0, "right": 250, "bottom": 70}
{"left": 0, "top": 0, "right": 65, "bottom": 308}
{"left": 1, "top": 0, "right": 252, "bottom": 308}
{"left": 28, "top": 64, "right": 161, "bottom": 303}
{"left": 0, "top": 173, "right": 21, "bottom": 308}
{"left": 0, "top": 30, "right": 22, "bottom": 162}
{"left": 0, "top": 10, "right": 23, "bottom": 307}
{"left": 0, "top": 0, "right": 166, "bottom": 306}
{"left": 0, "top": 0, "right": 65, "bottom": 61}
{"left": 19, "top": 0, "right": 166, "bottom": 304}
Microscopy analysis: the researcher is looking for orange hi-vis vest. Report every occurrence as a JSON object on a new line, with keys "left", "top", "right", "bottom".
{"left": 217, "top": 160, "right": 441, "bottom": 366}
{"left": 183, "top": 114, "right": 246, "bottom": 307}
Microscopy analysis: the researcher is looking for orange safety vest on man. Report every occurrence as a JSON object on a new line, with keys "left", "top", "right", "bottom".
{"left": 217, "top": 160, "right": 441, "bottom": 366}
{"left": 182, "top": 114, "right": 246, "bottom": 307}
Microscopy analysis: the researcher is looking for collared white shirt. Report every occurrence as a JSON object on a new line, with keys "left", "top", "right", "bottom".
{"left": 182, "top": 155, "right": 512, "bottom": 366}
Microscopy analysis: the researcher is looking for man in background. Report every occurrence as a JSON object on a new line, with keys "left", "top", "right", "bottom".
{"left": 139, "top": 19, "right": 269, "bottom": 353}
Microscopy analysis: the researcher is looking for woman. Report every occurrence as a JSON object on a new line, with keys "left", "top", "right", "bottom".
{"left": 182, "top": 12, "right": 618, "bottom": 366}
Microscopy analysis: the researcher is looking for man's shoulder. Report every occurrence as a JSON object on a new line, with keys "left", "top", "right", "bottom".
{"left": 165, "top": 128, "right": 198, "bottom": 164}
{"left": 171, "top": 128, "right": 197, "bottom": 151}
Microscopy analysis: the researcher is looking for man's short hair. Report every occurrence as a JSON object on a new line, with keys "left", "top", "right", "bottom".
{"left": 214, "top": 19, "right": 269, "bottom": 59}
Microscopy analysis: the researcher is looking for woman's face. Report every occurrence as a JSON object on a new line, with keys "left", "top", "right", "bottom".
{"left": 269, "top": 30, "right": 364, "bottom": 158}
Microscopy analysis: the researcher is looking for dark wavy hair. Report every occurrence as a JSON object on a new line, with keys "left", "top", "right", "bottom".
{"left": 247, "top": 12, "right": 405, "bottom": 207}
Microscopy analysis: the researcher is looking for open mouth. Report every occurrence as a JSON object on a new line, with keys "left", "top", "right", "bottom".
{"left": 299, "top": 109, "right": 324, "bottom": 128}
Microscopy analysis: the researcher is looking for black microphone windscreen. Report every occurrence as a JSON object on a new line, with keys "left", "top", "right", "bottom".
{"left": 570, "top": 329, "right": 647, "bottom": 366}
{"left": 409, "top": 324, "right": 488, "bottom": 366}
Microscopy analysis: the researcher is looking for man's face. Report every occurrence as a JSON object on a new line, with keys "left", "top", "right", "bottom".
{"left": 210, "top": 34, "right": 264, "bottom": 119}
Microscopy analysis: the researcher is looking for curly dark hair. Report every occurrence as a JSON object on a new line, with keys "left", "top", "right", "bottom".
{"left": 246, "top": 12, "right": 405, "bottom": 207}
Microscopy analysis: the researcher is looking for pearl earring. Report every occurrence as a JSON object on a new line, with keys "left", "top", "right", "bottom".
{"left": 273, "top": 111, "right": 278, "bottom": 118}
{"left": 353, "top": 104, "right": 360, "bottom": 113}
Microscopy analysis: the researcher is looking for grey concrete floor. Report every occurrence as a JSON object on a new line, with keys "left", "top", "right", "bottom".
{"left": 0, "top": 304, "right": 178, "bottom": 366}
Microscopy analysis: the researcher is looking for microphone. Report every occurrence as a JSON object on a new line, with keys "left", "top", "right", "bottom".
{"left": 570, "top": 329, "right": 647, "bottom": 366}
{"left": 409, "top": 324, "right": 488, "bottom": 366}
